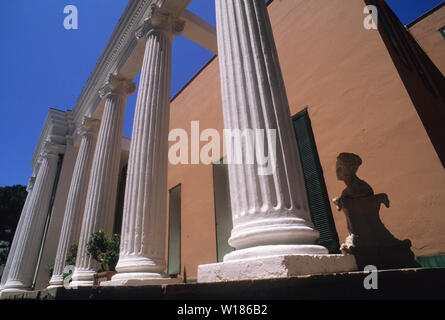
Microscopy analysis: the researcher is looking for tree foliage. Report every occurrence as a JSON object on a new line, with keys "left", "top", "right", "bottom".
{"left": 0, "top": 185, "right": 27, "bottom": 244}
{"left": 0, "top": 241, "right": 9, "bottom": 266}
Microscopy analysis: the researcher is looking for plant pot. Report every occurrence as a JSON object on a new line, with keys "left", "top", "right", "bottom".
{"left": 94, "top": 271, "right": 116, "bottom": 285}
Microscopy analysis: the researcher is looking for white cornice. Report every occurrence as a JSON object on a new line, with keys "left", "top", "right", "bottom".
{"left": 31, "top": 109, "right": 73, "bottom": 172}
{"left": 71, "top": 0, "right": 164, "bottom": 127}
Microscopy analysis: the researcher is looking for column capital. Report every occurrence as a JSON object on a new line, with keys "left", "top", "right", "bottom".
{"left": 98, "top": 74, "right": 137, "bottom": 99}
{"left": 135, "top": 4, "right": 185, "bottom": 39}
{"left": 77, "top": 117, "right": 100, "bottom": 137}
{"left": 40, "top": 140, "right": 65, "bottom": 161}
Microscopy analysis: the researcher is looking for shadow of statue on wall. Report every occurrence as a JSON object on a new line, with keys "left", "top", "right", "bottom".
{"left": 333, "top": 153, "right": 420, "bottom": 270}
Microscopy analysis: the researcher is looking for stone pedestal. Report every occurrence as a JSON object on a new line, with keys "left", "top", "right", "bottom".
{"left": 198, "top": 254, "right": 357, "bottom": 283}
{"left": 1, "top": 143, "right": 63, "bottom": 295}
{"left": 198, "top": 0, "right": 356, "bottom": 282}
{"left": 70, "top": 74, "right": 136, "bottom": 288}
{"left": 102, "top": 6, "right": 184, "bottom": 287}
{"left": 48, "top": 118, "right": 100, "bottom": 288}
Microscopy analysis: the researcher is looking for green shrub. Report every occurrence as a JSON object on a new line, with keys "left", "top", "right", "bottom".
{"left": 87, "top": 230, "right": 120, "bottom": 272}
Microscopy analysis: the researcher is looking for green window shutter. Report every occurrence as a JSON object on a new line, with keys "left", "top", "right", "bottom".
{"left": 293, "top": 109, "right": 340, "bottom": 252}
{"left": 416, "top": 255, "right": 445, "bottom": 268}
{"left": 213, "top": 161, "right": 234, "bottom": 262}
{"left": 168, "top": 185, "right": 181, "bottom": 275}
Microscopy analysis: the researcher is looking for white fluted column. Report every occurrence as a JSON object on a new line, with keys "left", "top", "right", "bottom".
{"left": 70, "top": 74, "right": 136, "bottom": 287}
{"left": 0, "top": 177, "right": 35, "bottom": 293}
{"left": 2, "top": 143, "right": 62, "bottom": 293}
{"left": 48, "top": 118, "right": 100, "bottom": 288}
{"left": 103, "top": 5, "right": 184, "bottom": 286}
{"left": 218, "top": 0, "right": 326, "bottom": 260}
{"left": 198, "top": 0, "right": 356, "bottom": 282}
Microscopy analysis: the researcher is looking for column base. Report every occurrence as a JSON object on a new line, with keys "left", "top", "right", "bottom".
{"left": 101, "top": 273, "right": 182, "bottom": 287}
{"left": 48, "top": 275, "right": 64, "bottom": 289}
{"left": 47, "top": 284, "right": 64, "bottom": 289}
{"left": 198, "top": 254, "right": 357, "bottom": 283}
{"left": 70, "top": 269, "right": 96, "bottom": 287}
{"left": 224, "top": 244, "right": 329, "bottom": 261}
{"left": 69, "top": 281, "right": 94, "bottom": 287}
{"left": 69, "top": 280, "right": 94, "bottom": 287}
{"left": 0, "top": 288, "right": 30, "bottom": 299}
{"left": 1, "top": 279, "right": 31, "bottom": 297}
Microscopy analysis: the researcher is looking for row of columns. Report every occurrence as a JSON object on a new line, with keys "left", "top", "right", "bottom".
{"left": 1, "top": 0, "right": 331, "bottom": 294}
{"left": 49, "top": 118, "right": 100, "bottom": 287}
{"left": 1, "top": 143, "right": 63, "bottom": 294}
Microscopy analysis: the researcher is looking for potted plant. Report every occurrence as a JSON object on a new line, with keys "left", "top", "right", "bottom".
{"left": 86, "top": 230, "right": 120, "bottom": 285}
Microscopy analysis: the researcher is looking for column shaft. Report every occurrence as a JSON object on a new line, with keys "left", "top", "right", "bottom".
{"left": 71, "top": 75, "right": 135, "bottom": 287}
{"left": 215, "top": 0, "right": 327, "bottom": 261}
{"left": 2, "top": 150, "right": 60, "bottom": 293}
{"left": 119, "top": 31, "right": 171, "bottom": 274}
{"left": 106, "top": 6, "right": 184, "bottom": 286}
{"left": 49, "top": 119, "right": 99, "bottom": 287}
{"left": 0, "top": 180, "right": 34, "bottom": 292}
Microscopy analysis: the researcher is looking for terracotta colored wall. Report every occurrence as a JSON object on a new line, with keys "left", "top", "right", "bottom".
{"left": 167, "top": 0, "right": 445, "bottom": 280}
{"left": 168, "top": 60, "right": 223, "bottom": 280}
{"left": 272, "top": 0, "right": 445, "bottom": 257}
{"left": 369, "top": 0, "right": 445, "bottom": 169}
{"left": 409, "top": 5, "right": 445, "bottom": 76}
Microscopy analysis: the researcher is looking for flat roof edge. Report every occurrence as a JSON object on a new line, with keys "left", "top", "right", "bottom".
{"left": 406, "top": 1, "right": 445, "bottom": 28}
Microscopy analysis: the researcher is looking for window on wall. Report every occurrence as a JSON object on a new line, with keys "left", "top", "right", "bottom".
{"left": 292, "top": 109, "right": 340, "bottom": 253}
{"left": 440, "top": 26, "right": 445, "bottom": 39}
{"left": 168, "top": 184, "right": 181, "bottom": 276}
{"left": 50, "top": 155, "right": 64, "bottom": 207}
{"left": 212, "top": 160, "right": 234, "bottom": 262}
{"left": 113, "top": 164, "right": 127, "bottom": 235}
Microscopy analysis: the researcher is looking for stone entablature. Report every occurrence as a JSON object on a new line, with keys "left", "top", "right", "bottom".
{"left": 31, "top": 109, "right": 73, "bottom": 173}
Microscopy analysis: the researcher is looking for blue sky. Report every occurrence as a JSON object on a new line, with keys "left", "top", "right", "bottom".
{"left": 0, "top": 0, "right": 443, "bottom": 187}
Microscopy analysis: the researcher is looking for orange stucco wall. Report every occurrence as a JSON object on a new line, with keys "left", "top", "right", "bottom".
{"left": 409, "top": 4, "right": 445, "bottom": 76}
{"left": 166, "top": 0, "right": 445, "bottom": 280}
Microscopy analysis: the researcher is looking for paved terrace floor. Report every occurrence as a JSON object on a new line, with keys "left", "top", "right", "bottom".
{"left": 1, "top": 268, "right": 444, "bottom": 300}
